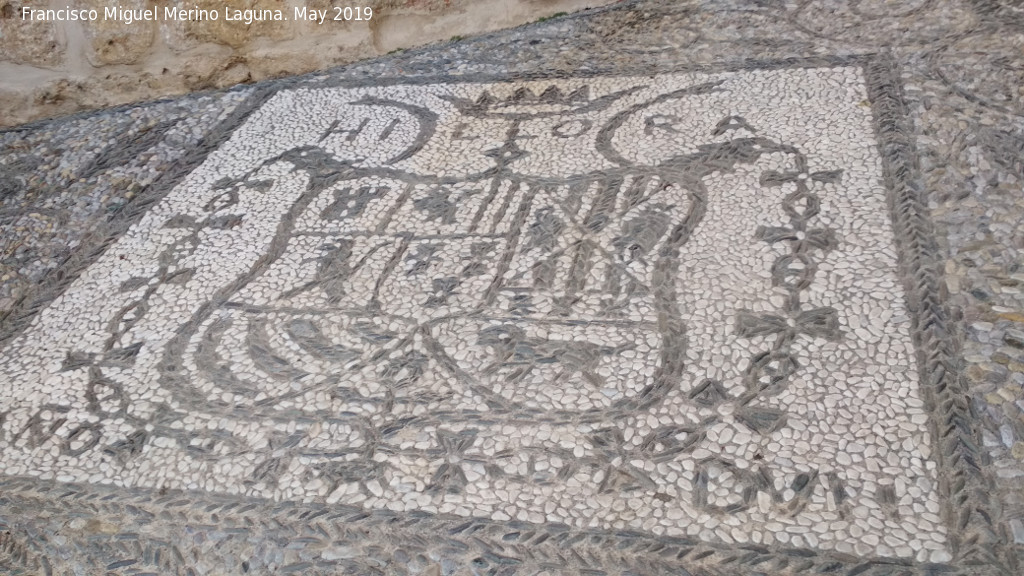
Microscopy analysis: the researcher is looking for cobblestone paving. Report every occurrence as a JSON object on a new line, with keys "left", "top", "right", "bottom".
{"left": 1, "top": 1, "right": 1023, "bottom": 575}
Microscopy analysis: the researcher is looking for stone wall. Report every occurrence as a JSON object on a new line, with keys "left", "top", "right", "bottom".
{"left": 0, "top": 0, "right": 614, "bottom": 127}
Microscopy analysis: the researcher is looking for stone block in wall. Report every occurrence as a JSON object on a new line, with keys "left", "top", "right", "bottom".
{"left": 282, "top": 0, "right": 375, "bottom": 64}
{"left": 177, "top": 45, "right": 238, "bottom": 90}
{"left": 161, "top": 0, "right": 294, "bottom": 52}
{"left": 0, "top": 0, "right": 65, "bottom": 67}
{"left": 81, "top": 0, "right": 155, "bottom": 65}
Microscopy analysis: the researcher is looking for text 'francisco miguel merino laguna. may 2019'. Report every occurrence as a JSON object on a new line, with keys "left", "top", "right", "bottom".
{"left": 18, "top": 5, "right": 374, "bottom": 26}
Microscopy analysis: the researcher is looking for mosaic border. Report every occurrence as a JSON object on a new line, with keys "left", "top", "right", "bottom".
{"left": 862, "top": 56, "right": 1008, "bottom": 573}
{"left": 0, "top": 53, "right": 1009, "bottom": 575}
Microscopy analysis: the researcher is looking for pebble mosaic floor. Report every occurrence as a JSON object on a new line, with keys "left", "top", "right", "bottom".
{"left": 2, "top": 1, "right": 1024, "bottom": 575}
{"left": 2, "top": 63, "right": 948, "bottom": 561}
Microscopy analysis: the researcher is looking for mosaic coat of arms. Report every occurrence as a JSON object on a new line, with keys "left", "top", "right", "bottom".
{"left": 0, "top": 68, "right": 949, "bottom": 560}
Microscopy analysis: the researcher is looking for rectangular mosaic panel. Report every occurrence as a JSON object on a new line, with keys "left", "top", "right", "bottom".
{"left": 0, "top": 66, "right": 950, "bottom": 562}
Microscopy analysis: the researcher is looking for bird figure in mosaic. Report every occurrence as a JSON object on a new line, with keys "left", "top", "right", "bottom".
{"left": 477, "top": 324, "right": 633, "bottom": 388}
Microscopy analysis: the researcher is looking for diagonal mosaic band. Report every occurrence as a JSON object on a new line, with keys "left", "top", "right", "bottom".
{"left": 1, "top": 64, "right": 952, "bottom": 564}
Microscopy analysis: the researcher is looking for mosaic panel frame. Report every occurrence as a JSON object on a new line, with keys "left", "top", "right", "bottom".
{"left": 0, "top": 53, "right": 1006, "bottom": 575}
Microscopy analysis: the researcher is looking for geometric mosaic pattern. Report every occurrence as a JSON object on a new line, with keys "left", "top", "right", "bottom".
{"left": 0, "top": 65, "right": 953, "bottom": 565}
